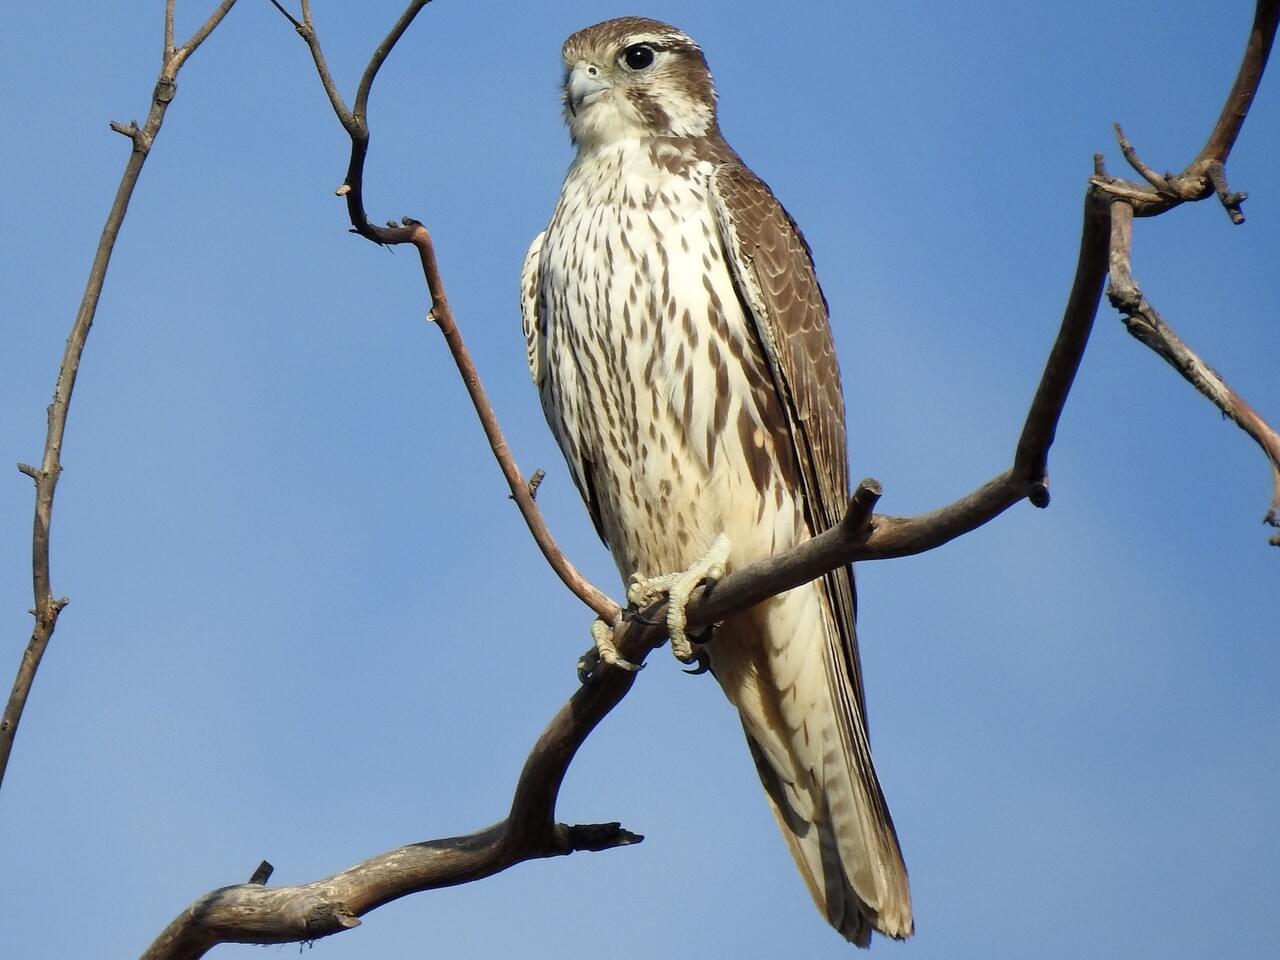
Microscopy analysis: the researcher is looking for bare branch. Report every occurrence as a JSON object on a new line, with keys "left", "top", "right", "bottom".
{"left": 1113, "top": 123, "right": 1174, "bottom": 196}
{"left": 353, "top": 1, "right": 432, "bottom": 121}
{"left": 409, "top": 220, "right": 620, "bottom": 619}
{"left": 522, "top": 467, "right": 547, "bottom": 500}
{"left": 1013, "top": 192, "right": 1112, "bottom": 507}
{"left": 135, "top": 457, "right": 1076, "bottom": 957}
{"left": 1106, "top": 202, "right": 1280, "bottom": 534}
{"left": 1197, "top": 0, "right": 1280, "bottom": 169}
{"left": 2, "top": 0, "right": 240, "bottom": 792}
{"left": 141, "top": 817, "right": 641, "bottom": 960}
{"left": 165, "top": 0, "right": 176, "bottom": 57}
{"left": 108, "top": 119, "right": 143, "bottom": 144}
{"left": 278, "top": 3, "right": 619, "bottom": 620}
{"left": 264, "top": 0, "right": 301, "bottom": 31}
{"left": 572, "top": 183, "right": 1118, "bottom": 749}
{"left": 137, "top": 450, "right": 1066, "bottom": 957}
{"left": 1094, "top": 0, "right": 1279, "bottom": 221}
{"left": 171, "top": 0, "right": 239, "bottom": 70}
{"left": 272, "top": 1, "right": 352, "bottom": 126}
{"left": 1205, "top": 159, "right": 1248, "bottom": 224}
{"left": 1095, "top": 0, "right": 1280, "bottom": 540}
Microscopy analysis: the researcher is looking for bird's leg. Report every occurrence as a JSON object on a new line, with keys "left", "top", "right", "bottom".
{"left": 578, "top": 617, "right": 644, "bottom": 683}
{"left": 627, "top": 532, "right": 730, "bottom": 663}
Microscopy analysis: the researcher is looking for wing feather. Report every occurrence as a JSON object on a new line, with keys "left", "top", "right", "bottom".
{"left": 708, "top": 162, "right": 865, "bottom": 711}
{"left": 709, "top": 159, "right": 911, "bottom": 938}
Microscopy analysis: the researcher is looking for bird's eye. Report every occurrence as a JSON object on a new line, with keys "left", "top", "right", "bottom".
{"left": 621, "top": 44, "right": 655, "bottom": 71}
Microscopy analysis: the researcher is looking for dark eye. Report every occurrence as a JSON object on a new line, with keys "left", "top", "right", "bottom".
{"left": 622, "top": 44, "right": 655, "bottom": 71}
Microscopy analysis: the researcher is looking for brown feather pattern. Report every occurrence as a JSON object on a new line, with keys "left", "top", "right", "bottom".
{"left": 523, "top": 17, "right": 912, "bottom": 945}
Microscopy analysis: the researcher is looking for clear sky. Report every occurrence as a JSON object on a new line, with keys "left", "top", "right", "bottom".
{"left": 2, "top": 2, "right": 1277, "bottom": 958}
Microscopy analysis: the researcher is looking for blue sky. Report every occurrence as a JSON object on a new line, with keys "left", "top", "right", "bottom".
{"left": 2, "top": 2, "right": 1277, "bottom": 957}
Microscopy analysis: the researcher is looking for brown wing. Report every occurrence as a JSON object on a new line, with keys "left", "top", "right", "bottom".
{"left": 709, "top": 160, "right": 867, "bottom": 716}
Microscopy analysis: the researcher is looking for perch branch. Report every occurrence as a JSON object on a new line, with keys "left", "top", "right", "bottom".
{"left": 140, "top": 97, "right": 1117, "bottom": 954}
{"left": 1, "top": 0, "right": 239, "bottom": 793}
{"left": 1093, "top": 0, "right": 1280, "bottom": 539}
{"left": 596, "top": 197, "right": 1108, "bottom": 665}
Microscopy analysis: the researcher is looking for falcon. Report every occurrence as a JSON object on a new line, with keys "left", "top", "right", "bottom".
{"left": 520, "top": 17, "right": 911, "bottom": 945}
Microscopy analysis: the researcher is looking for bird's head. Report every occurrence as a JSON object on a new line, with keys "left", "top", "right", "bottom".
{"left": 561, "top": 17, "right": 718, "bottom": 151}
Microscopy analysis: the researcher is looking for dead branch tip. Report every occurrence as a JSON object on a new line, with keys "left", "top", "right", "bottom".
{"left": 566, "top": 822, "right": 645, "bottom": 852}
{"left": 843, "top": 479, "right": 882, "bottom": 534}
{"left": 1029, "top": 480, "right": 1051, "bottom": 509}
{"left": 1206, "top": 161, "right": 1247, "bottom": 223}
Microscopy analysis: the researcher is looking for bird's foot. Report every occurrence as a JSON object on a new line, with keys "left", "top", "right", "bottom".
{"left": 626, "top": 533, "right": 730, "bottom": 663}
{"left": 577, "top": 618, "right": 644, "bottom": 683}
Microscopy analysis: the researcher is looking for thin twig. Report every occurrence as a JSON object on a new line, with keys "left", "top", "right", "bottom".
{"left": 527, "top": 468, "right": 546, "bottom": 499}
{"left": 265, "top": 0, "right": 301, "bottom": 31}
{"left": 1206, "top": 160, "right": 1248, "bottom": 224}
{"left": 272, "top": 0, "right": 619, "bottom": 619}
{"left": 408, "top": 221, "right": 619, "bottom": 619}
{"left": 164, "top": 0, "right": 176, "bottom": 57}
{"left": 293, "top": 0, "right": 353, "bottom": 125}
{"left": 353, "top": 0, "right": 430, "bottom": 120}
{"left": 1095, "top": 0, "right": 1280, "bottom": 220}
{"left": 1, "top": 0, "right": 240, "bottom": 792}
{"left": 172, "top": 0, "right": 238, "bottom": 72}
{"left": 1113, "top": 123, "right": 1173, "bottom": 195}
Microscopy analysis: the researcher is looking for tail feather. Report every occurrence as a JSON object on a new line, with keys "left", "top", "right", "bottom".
{"left": 745, "top": 731, "right": 876, "bottom": 946}
{"left": 713, "top": 584, "right": 912, "bottom": 946}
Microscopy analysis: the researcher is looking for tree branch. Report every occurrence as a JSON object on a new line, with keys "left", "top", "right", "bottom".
{"left": 1106, "top": 201, "right": 1280, "bottom": 537}
{"left": 1090, "top": 0, "right": 1279, "bottom": 219}
{"left": 140, "top": 821, "right": 641, "bottom": 960}
{"left": 1093, "top": 0, "right": 1280, "bottom": 541}
{"left": 1, "top": 1, "right": 240, "bottom": 793}
{"left": 269, "top": 0, "right": 619, "bottom": 620}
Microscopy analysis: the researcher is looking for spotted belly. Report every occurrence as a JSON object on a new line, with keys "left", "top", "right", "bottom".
{"left": 536, "top": 143, "right": 803, "bottom": 582}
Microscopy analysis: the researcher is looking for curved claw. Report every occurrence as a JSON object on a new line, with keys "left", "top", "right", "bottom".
{"left": 578, "top": 646, "right": 643, "bottom": 683}
{"left": 627, "top": 533, "right": 731, "bottom": 665}
{"left": 577, "top": 647, "right": 600, "bottom": 684}
{"left": 583, "top": 618, "right": 644, "bottom": 682}
{"left": 682, "top": 647, "right": 712, "bottom": 676}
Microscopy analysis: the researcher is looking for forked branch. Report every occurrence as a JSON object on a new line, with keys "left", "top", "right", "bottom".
{"left": 1093, "top": 0, "right": 1280, "bottom": 539}
{"left": 1, "top": 0, "right": 239, "bottom": 794}
{"left": 270, "top": 0, "right": 618, "bottom": 618}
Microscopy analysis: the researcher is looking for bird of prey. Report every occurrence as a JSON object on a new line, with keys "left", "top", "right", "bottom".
{"left": 520, "top": 17, "right": 911, "bottom": 945}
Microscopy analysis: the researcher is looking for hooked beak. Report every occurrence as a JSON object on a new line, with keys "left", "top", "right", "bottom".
{"left": 566, "top": 64, "right": 609, "bottom": 116}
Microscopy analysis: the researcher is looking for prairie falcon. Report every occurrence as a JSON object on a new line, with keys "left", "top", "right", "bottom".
{"left": 521, "top": 17, "right": 912, "bottom": 945}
